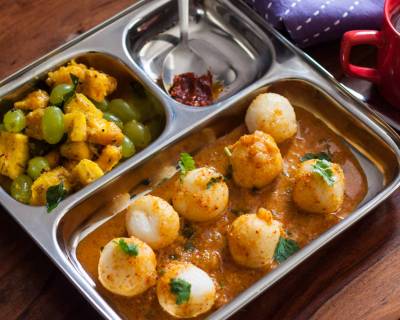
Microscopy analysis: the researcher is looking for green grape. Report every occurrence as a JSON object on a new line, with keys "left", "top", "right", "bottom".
{"left": 10, "top": 175, "right": 32, "bottom": 204}
{"left": 103, "top": 112, "right": 123, "bottom": 129}
{"left": 42, "top": 106, "right": 64, "bottom": 144}
{"left": 49, "top": 84, "right": 74, "bottom": 105}
{"left": 94, "top": 99, "right": 109, "bottom": 111}
{"left": 27, "top": 157, "right": 50, "bottom": 180}
{"left": 4, "top": 109, "right": 26, "bottom": 133}
{"left": 109, "top": 99, "right": 140, "bottom": 123}
{"left": 121, "top": 135, "right": 136, "bottom": 158}
{"left": 147, "top": 117, "right": 164, "bottom": 140}
{"left": 123, "top": 120, "right": 151, "bottom": 149}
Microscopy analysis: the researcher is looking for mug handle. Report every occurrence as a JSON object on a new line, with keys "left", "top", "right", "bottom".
{"left": 340, "top": 30, "right": 384, "bottom": 84}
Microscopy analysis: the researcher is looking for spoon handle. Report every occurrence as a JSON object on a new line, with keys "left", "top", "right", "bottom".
{"left": 178, "top": 0, "right": 189, "bottom": 46}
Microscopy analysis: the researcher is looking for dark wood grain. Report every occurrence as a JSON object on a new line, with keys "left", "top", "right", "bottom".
{"left": 0, "top": 1, "right": 399, "bottom": 320}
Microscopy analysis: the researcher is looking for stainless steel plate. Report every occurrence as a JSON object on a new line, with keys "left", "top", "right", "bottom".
{"left": 0, "top": 0, "right": 399, "bottom": 319}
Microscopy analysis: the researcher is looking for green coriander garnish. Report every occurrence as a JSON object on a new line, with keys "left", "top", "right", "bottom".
{"left": 183, "top": 241, "right": 195, "bottom": 252}
{"left": 114, "top": 239, "right": 139, "bottom": 256}
{"left": 170, "top": 278, "right": 191, "bottom": 305}
{"left": 300, "top": 152, "right": 332, "bottom": 162}
{"left": 206, "top": 175, "right": 224, "bottom": 189}
{"left": 178, "top": 152, "right": 196, "bottom": 179}
{"left": 273, "top": 237, "right": 300, "bottom": 263}
{"left": 181, "top": 223, "right": 195, "bottom": 239}
{"left": 312, "top": 159, "right": 335, "bottom": 186}
{"left": 46, "top": 182, "right": 67, "bottom": 213}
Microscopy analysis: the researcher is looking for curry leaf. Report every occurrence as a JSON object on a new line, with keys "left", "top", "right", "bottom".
{"left": 46, "top": 182, "right": 67, "bottom": 213}
{"left": 273, "top": 237, "right": 300, "bottom": 263}
{"left": 62, "top": 73, "right": 80, "bottom": 107}
{"left": 170, "top": 278, "right": 191, "bottom": 305}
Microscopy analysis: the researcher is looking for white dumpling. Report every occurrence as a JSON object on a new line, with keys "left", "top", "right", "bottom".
{"left": 230, "top": 130, "right": 283, "bottom": 189}
{"left": 293, "top": 159, "right": 345, "bottom": 214}
{"left": 228, "top": 208, "right": 281, "bottom": 268}
{"left": 157, "top": 262, "right": 216, "bottom": 318}
{"left": 172, "top": 167, "right": 229, "bottom": 222}
{"left": 126, "top": 195, "right": 180, "bottom": 249}
{"left": 245, "top": 93, "right": 297, "bottom": 143}
{"left": 98, "top": 236, "right": 157, "bottom": 297}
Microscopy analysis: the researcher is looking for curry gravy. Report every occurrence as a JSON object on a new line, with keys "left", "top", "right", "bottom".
{"left": 76, "top": 107, "right": 367, "bottom": 320}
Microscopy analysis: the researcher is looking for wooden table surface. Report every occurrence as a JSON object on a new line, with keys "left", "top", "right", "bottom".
{"left": 1, "top": 1, "right": 399, "bottom": 319}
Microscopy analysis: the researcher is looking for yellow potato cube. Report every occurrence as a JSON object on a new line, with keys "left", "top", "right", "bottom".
{"left": 71, "top": 159, "right": 104, "bottom": 186}
{"left": 96, "top": 145, "right": 122, "bottom": 173}
{"left": 14, "top": 90, "right": 49, "bottom": 110}
{"left": 64, "top": 93, "right": 103, "bottom": 119}
{"left": 25, "top": 109, "right": 44, "bottom": 140}
{"left": 87, "top": 117, "right": 123, "bottom": 146}
{"left": 64, "top": 112, "right": 87, "bottom": 142}
{"left": 0, "top": 132, "right": 29, "bottom": 180}
{"left": 60, "top": 141, "right": 93, "bottom": 161}
{"left": 46, "top": 60, "right": 87, "bottom": 87}
{"left": 31, "top": 167, "right": 71, "bottom": 206}
{"left": 82, "top": 69, "right": 117, "bottom": 102}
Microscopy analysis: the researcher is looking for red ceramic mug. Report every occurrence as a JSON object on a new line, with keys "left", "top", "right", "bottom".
{"left": 340, "top": 0, "right": 400, "bottom": 108}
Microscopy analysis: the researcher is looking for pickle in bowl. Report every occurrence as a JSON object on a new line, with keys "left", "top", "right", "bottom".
{"left": 0, "top": 59, "right": 165, "bottom": 211}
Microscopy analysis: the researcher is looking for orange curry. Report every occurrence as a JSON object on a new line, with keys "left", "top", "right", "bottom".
{"left": 76, "top": 107, "right": 367, "bottom": 319}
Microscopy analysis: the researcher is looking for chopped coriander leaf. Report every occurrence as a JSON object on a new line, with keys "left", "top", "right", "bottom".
{"left": 184, "top": 241, "right": 195, "bottom": 252}
{"left": 114, "top": 239, "right": 139, "bottom": 256}
{"left": 206, "top": 175, "right": 224, "bottom": 189}
{"left": 312, "top": 159, "right": 335, "bottom": 186}
{"left": 181, "top": 223, "right": 195, "bottom": 239}
{"left": 273, "top": 237, "right": 300, "bottom": 263}
{"left": 140, "top": 178, "right": 151, "bottom": 186}
{"left": 301, "top": 152, "right": 332, "bottom": 162}
{"left": 170, "top": 278, "right": 191, "bottom": 305}
{"left": 46, "top": 182, "right": 67, "bottom": 213}
{"left": 178, "top": 152, "right": 196, "bottom": 178}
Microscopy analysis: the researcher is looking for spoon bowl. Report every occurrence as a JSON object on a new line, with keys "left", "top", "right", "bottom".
{"left": 162, "top": 0, "right": 209, "bottom": 93}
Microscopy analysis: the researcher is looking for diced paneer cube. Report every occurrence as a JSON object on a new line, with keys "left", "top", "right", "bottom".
{"left": 14, "top": 90, "right": 49, "bottom": 110}
{"left": 87, "top": 117, "right": 123, "bottom": 145}
{"left": 46, "top": 60, "right": 87, "bottom": 87}
{"left": 96, "top": 145, "right": 122, "bottom": 173}
{"left": 44, "top": 150, "right": 61, "bottom": 168}
{"left": 71, "top": 159, "right": 104, "bottom": 187}
{"left": 64, "top": 93, "right": 103, "bottom": 119}
{"left": 60, "top": 141, "right": 93, "bottom": 161}
{"left": 0, "top": 132, "right": 29, "bottom": 180}
{"left": 82, "top": 69, "right": 117, "bottom": 102}
{"left": 25, "top": 109, "right": 44, "bottom": 140}
{"left": 64, "top": 112, "right": 87, "bottom": 142}
{"left": 31, "top": 167, "right": 71, "bottom": 206}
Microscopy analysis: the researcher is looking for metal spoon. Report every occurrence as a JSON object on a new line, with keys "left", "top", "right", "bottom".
{"left": 162, "top": 0, "right": 209, "bottom": 93}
